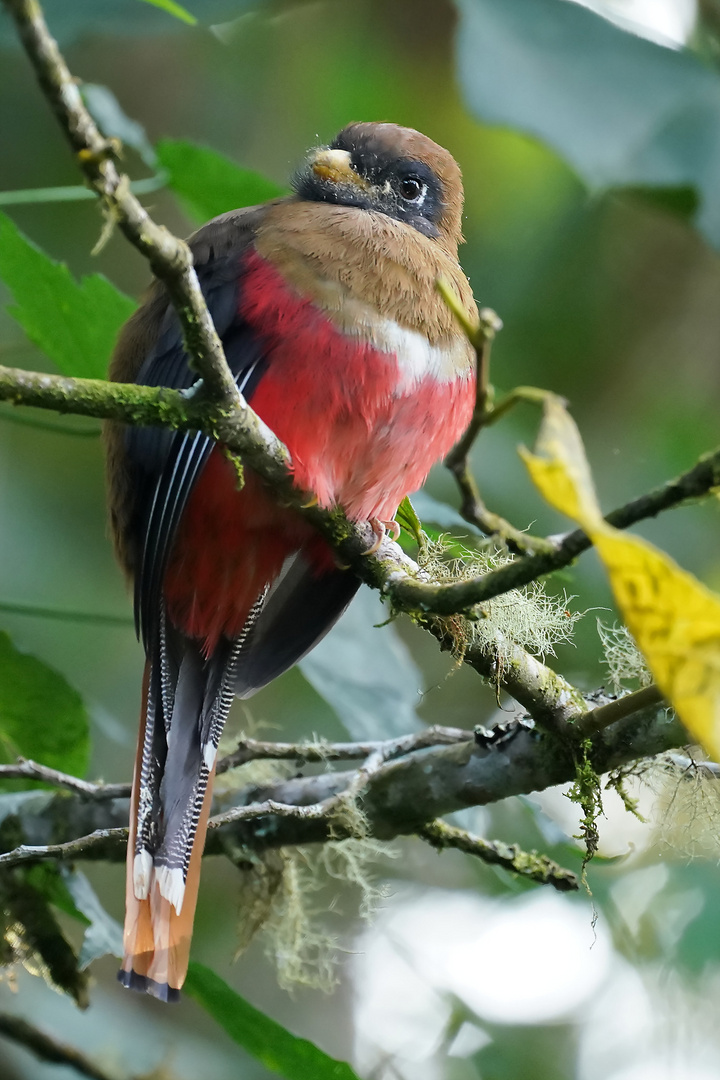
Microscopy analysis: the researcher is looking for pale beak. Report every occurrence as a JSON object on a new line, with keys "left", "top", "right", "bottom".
{"left": 310, "top": 148, "right": 369, "bottom": 189}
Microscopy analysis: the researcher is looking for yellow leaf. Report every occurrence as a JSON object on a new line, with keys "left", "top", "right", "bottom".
{"left": 522, "top": 397, "right": 720, "bottom": 760}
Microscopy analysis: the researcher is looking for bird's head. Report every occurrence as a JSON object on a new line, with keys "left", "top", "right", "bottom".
{"left": 293, "top": 122, "right": 464, "bottom": 251}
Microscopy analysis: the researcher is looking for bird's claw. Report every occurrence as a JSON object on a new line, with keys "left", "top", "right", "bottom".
{"left": 364, "top": 517, "right": 401, "bottom": 555}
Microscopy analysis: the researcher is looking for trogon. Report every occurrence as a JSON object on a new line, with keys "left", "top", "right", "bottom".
{"left": 105, "top": 122, "right": 477, "bottom": 1000}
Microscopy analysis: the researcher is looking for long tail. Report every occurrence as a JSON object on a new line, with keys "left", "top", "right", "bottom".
{"left": 119, "top": 621, "right": 242, "bottom": 1000}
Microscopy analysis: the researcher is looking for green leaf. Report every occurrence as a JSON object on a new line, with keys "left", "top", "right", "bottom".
{"left": 299, "top": 587, "right": 422, "bottom": 740}
{"left": 138, "top": 0, "right": 198, "bottom": 24}
{"left": 156, "top": 139, "right": 285, "bottom": 223}
{"left": 24, "top": 865, "right": 91, "bottom": 928}
{"left": 0, "top": 632, "right": 89, "bottom": 778}
{"left": 455, "top": 0, "right": 720, "bottom": 248}
{"left": 0, "top": 211, "right": 136, "bottom": 378}
{"left": 395, "top": 496, "right": 424, "bottom": 546}
{"left": 185, "top": 962, "right": 360, "bottom": 1079}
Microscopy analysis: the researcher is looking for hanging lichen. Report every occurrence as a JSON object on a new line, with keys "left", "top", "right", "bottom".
{"left": 418, "top": 538, "right": 582, "bottom": 664}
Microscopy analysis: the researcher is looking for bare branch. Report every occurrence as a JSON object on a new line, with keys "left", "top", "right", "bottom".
{"left": 0, "top": 759, "right": 129, "bottom": 800}
{"left": 576, "top": 684, "right": 665, "bottom": 738}
{"left": 0, "top": 828, "right": 128, "bottom": 869}
{"left": 217, "top": 725, "right": 473, "bottom": 773}
{"left": 438, "top": 282, "right": 552, "bottom": 557}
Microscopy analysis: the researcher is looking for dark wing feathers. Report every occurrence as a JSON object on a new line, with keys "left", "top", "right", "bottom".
{"left": 121, "top": 203, "right": 359, "bottom": 909}
{"left": 236, "top": 552, "right": 360, "bottom": 698}
{"left": 128, "top": 213, "right": 268, "bottom": 649}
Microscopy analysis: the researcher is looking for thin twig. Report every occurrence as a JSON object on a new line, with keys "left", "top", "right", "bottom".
{"left": 575, "top": 684, "right": 665, "bottom": 738}
{"left": 0, "top": 758, "right": 130, "bottom": 800}
{"left": 0, "top": 1012, "right": 128, "bottom": 1080}
{"left": 438, "top": 279, "right": 552, "bottom": 556}
{"left": 390, "top": 444, "right": 720, "bottom": 615}
{"left": 212, "top": 745, "right": 390, "bottom": 832}
{"left": 665, "top": 752, "right": 720, "bottom": 778}
{"left": 0, "top": 828, "right": 128, "bottom": 868}
{"left": 0, "top": 599, "right": 132, "bottom": 626}
{"left": 0, "top": 171, "right": 168, "bottom": 206}
{"left": 217, "top": 725, "right": 473, "bottom": 774}
{"left": 418, "top": 819, "right": 579, "bottom": 891}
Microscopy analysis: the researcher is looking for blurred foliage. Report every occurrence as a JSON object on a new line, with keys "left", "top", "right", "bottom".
{"left": 457, "top": 0, "right": 720, "bottom": 246}
{"left": 0, "top": 211, "right": 135, "bottom": 379}
{"left": 185, "top": 962, "right": 360, "bottom": 1079}
{"left": 472, "top": 1019, "right": 577, "bottom": 1080}
{"left": 157, "top": 138, "right": 285, "bottom": 221}
{"left": 0, "top": 632, "right": 89, "bottom": 776}
{"left": 1, "top": 1, "right": 720, "bottom": 1079}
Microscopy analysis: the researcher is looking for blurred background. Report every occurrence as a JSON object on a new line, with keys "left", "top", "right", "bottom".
{"left": 1, "top": 0, "right": 720, "bottom": 1077}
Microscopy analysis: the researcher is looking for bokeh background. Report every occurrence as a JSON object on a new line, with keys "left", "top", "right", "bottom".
{"left": 1, "top": 0, "right": 720, "bottom": 1077}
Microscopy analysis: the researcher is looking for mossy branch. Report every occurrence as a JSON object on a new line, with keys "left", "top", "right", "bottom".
{"left": 0, "top": 690, "right": 686, "bottom": 869}
{"left": 418, "top": 819, "right": 579, "bottom": 891}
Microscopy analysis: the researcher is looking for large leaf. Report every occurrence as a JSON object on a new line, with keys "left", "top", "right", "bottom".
{"left": 0, "top": 211, "right": 136, "bottom": 378}
{"left": 0, "top": 632, "right": 89, "bottom": 777}
{"left": 455, "top": 0, "right": 720, "bottom": 247}
{"left": 185, "top": 962, "right": 360, "bottom": 1080}
{"left": 298, "top": 587, "right": 423, "bottom": 740}
{"left": 60, "top": 868, "right": 124, "bottom": 969}
{"left": 521, "top": 397, "right": 720, "bottom": 760}
{"left": 156, "top": 139, "right": 285, "bottom": 223}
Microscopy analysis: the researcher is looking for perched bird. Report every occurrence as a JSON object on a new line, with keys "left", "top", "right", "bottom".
{"left": 106, "top": 122, "right": 477, "bottom": 1000}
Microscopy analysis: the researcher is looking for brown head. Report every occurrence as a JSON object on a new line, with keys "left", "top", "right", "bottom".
{"left": 293, "top": 121, "right": 465, "bottom": 252}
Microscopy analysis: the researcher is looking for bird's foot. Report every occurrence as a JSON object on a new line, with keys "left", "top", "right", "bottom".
{"left": 364, "top": 517, "right": 401, "bottom": 555}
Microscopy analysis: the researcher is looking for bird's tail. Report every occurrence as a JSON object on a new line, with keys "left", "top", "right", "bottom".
{"left": 118, "top": 621, "right": 242, "bottom": 1000}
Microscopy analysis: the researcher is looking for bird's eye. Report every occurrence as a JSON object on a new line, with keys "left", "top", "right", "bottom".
{"left": 399, "top": 176, "right": 426, "bottom": 203}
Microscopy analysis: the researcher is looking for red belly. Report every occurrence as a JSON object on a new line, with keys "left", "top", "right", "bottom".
{"left": 164, "top": 250, "right": 474, "bottom": 651}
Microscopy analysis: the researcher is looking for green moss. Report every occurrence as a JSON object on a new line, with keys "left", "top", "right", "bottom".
{"left": 566, "top": 736, "right": 603, "bottom": 882}
{"left": 606, "top": 765, "right": 648, "bottom": 823}
{"left": 223, "top": 448, "right": 245, "bottom": 490}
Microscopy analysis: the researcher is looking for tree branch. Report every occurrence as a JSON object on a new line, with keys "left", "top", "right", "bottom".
{"left": 437, "top": 279, "right": 553, "bottom": 557}
{"left": 0, "top": 758, "right": 129, "bottom": 800}
{"left": 2, "top": 0, "right": 237, "bottom": 406}
{"left": 0, "top": 1011, "right": 130, "bottom": 1080}
{"left": 390, "top": 444, "right": 720, "bottom": 614}
{"left": 217, "top": 725, "right": 473, "bottom": 773}
{"left": 417, "top": 819, "right": 579, "bottom": 891}
{"left": 0, "top": 692, "right": 686, "bottom": 869}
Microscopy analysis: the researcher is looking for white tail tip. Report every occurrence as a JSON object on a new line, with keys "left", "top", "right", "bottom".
{"left": 154, "top": 864, "right": 186, "bottom": 915}
{"left": 133, "top": 849, "right": 153, "bottom": 900}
